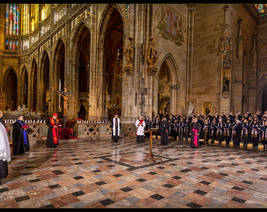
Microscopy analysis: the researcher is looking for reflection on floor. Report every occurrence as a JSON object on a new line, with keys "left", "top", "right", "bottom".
{"left": 0, "top": 138, "right": 267, "bottom": 208}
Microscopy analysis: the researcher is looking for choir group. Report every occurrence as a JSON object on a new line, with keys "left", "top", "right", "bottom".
{"left": 143, "top": 111, "right": 267, "bottom": 150}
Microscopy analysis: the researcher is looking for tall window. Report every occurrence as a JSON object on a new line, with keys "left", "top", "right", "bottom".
{"left": 5, "top": 39, "right": 19, "bottom": 50}
{"left": 5, "top": 4, "right": 19, "bottom": 36}
{"left": 21, "top": 4, "right": 29, "bottom": 35}
{"left": 30, "top": 4, "right": 39, "bottom": 32}
{"left": 41, "top": 4, "right": 51, "bottom": 21}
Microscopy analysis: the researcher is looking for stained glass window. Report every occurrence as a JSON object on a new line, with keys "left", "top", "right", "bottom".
{"left": 254, "top": 4, "right": 267, "bottom": 17}
{"left": 5, "top": 4, "right": 19, "bottom": 36}
{"left": 21, "top": 4, "right": 29, "bottom": 35}
{"left": 5, "top": 39, "right": 19, "bottom": 50}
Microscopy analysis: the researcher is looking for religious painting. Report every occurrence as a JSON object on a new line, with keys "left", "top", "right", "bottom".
{"left": 202, "top": 102, "right": 212, "bottom": 115}
{"left": 157, "top": 7, "right": 186, "bottom": 46}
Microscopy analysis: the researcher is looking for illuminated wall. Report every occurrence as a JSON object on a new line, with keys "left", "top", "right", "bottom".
{"left": 30, "top": 4, "right": 39, "bottom": 32}
{"left": 21, "top": 4, "right": 29, "bottom": 35}
{"left": 41, "top": 4, "right": 51, "bottom": 21}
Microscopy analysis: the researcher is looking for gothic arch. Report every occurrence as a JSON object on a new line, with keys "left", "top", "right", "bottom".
{"left": 30, "top": 59, "right": 38, "bottom": 112}
{"left": 21, "top": 66, "right": 29, "bottom": 107}
{"left": 40, "top": 51, "right": 50, "bottom": 113}
{"left": 153, "top": 53, "right": 179, "bottom": 115}
{"left": 52, "top": 39, "right": 66, "bottom": 115}
{"left": 97, "top": 5, "right": 125, "bottom": 119}
{"left": 3, "top": 67, "right": 18, "bottom": 110}
{"left": 70, "top": 22, "right": 91, "bottom": 118}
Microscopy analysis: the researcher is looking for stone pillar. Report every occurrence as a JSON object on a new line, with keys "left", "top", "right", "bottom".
{"left": 185, "top": 6, "right": 195, "bottom": 112}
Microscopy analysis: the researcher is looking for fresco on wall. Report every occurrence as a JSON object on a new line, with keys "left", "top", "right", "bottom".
{"left": 157, "top": 7, "right": 186, "bottom": 46}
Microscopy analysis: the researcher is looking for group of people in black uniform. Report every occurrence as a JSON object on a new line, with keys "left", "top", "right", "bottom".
{"left": 144, "top": 110, "right": 267, "bottom": 150}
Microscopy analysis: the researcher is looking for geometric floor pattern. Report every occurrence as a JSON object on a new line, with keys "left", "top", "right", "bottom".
{"left": 0, "top": 138, "right": 267, "bottom": 208}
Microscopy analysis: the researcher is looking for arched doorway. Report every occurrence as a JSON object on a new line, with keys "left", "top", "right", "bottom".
{"left": 77, "top": 26, "right": 90, "bottom": 119}
{"left": 153, "top": 54, "right": 179, "bottom": 116}
{"left": 21, "top": 67, "right": 28, "bottom": 107}
{"left": 262, "top": 86, "right": 267, "bottom": 113}
{"left": 31, "top": 60, "right": 38, "bottom": 112}
{"left": 103, "top": 8, "right": 123, "bottom": 120}
{"left": 40, "top": 51, "right": 50, "bottom": 114}
{"left": 158, "top": 61, "right": 171, "bottom": 114}
{"left": 53, "top": 39, "right": 65, "bottom": 117}
{"left": 3, "top": 67, "right": 17, "bottom": 110}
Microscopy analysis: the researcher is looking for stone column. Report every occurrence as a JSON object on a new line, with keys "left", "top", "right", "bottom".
{"left": 185, "top": 6, "right": 195, "bottom": 112}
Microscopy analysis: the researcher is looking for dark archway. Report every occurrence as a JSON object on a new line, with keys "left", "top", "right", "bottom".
{"left": 103, "top": 8, "right": 123, "bottom": 120}
{"left": 41, "top": 51, "right": 50, "bottom": 113}
{"left": 262, "top": 86, "right": 267, "bottom": 113}
{"left": 78, "top": 104, "right": 86, "bottom": 119}
{"left": 3, "top": 67, "right": 17, "bottom": 110}
{"left": 158, "top": 61, "right": 171, "bottom": 114}
{"left": 31, "top": 60, "right": 38, "bottom": 112}
{"left": 53, "top": 39, "right": 65, "bottom": 117}
{"left": 21, "top": 67, "right": 28, "bottom": 107}
{"left": 74, "top": 24, "right": 90, "bottom": 119}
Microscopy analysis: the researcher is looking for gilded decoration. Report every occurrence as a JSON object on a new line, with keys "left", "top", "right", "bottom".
{"left": 157, "top": 7, "right": 186, "bottom": 46}
{"left": 202, "top": 102, "right": 212, "bottom": 115}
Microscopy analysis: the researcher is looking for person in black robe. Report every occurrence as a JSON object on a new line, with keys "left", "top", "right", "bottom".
{"left": 232, "top": 119, "right": 242, "bottom": 148}
{"left": 241, "top": 119, "right": 250, "bottom": 149}
{"left": 261, "top": 121, "right": 267, "bottom": 151}
{"left": 250, "top": 120, "right": 260, "bottom": 149}
{"left": 178, "top": 118, "right": 184, "bottom": 144}
{"left": 47, "top": 113, "right": 60, "bottom": 148}
{"left": 203, "top": 119, "right": 209, "bottom": 145}
{"left": 224, "top": 119, "right": 232, "bottom": 146}
{"left": 111, "top": 114, "right": 121, "bottom": 142}
{"left": 210, "top": 119, "right": 217, "bottom": 144}
{"left": 12, "top": 115, "right": 30, "bottom": 155}
{"left": 216, "top": 118, "right": 224, "bottom": 144}
{"left": 191, "top": 117, "right": 201, "bottom": 148}
{"left": 160, "top": 117, "right": 169, "bottom": 145}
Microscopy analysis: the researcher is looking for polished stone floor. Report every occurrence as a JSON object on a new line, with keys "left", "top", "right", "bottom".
{"left": 0, "top": 138, "right": 267, "bottom": 208}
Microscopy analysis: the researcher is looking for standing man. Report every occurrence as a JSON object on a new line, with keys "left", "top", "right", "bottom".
{"left": 47, "top": 113, "right": 59, "bottom": 148}
{"left": 261, "top": 121, "right": 267, "bottom": 151}
{"left": 160, "top": 117, "right": 169, "bottom": 145}
{"left": 232, "top": 119, "right": 242, "bottom": 148}
{"left": 135, "top": 116, "right": 146, "bottom": 143}
{"left": 0, "top": 110, "right": 11, "bottom": 185}
{"left": 12, "top": 115, "right": 30, "bottom": 155}
{"left": 111, "top": 114, "right": 120, "bottom": 142}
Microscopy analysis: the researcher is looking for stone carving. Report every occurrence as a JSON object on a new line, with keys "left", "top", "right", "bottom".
{"left": 218, "top": 27, "right": 232, "bottom": 93}
{"left": 124, "top": 37, "right": 134, "bottom": 75}
{"left": 147, "top": 37, "right": 158, "bottom": 75}
{"left": 187, "top": 102, "right": 194, "bottom": 116}
{"left": 157, "top": 7, "right": 186, "bottom": 46}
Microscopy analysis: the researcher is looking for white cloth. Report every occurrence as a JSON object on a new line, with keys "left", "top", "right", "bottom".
{"left": 0, "top": 122, "right": 11, "bottom": 162}
{"left": 135, "top": 120, "right": 146, "bottom": 136}
{"left": 112, "top": 118, "right": 120, "bottom": 136}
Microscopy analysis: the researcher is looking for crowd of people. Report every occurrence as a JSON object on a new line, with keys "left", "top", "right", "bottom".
{"left": 142, "top": 110, "right": 267, "bottom": 150}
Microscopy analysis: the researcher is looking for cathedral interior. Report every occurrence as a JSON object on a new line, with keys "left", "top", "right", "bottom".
{"left": 0, "top": 4, "right": 267, "bottom": 208}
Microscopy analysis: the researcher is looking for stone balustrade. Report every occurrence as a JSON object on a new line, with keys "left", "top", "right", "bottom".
{"left": 2, "top": 119, "right": 138, "bottom": 147}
